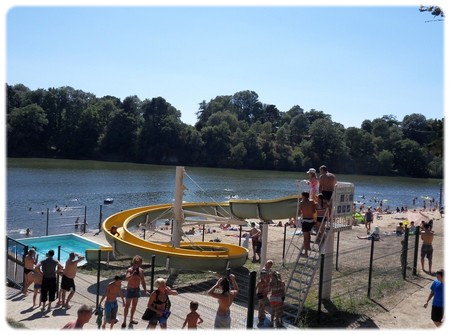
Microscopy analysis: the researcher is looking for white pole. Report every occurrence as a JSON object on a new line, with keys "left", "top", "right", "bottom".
{"left": 260, "top": 221, "right": 268, "bottom": 269}
{"left": 173, "top": 166, "right": 185, "bottom": 248}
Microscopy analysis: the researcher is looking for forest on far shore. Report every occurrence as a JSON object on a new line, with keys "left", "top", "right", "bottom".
{"left": 6, "top": 84, "right": 443, "bottom": 178}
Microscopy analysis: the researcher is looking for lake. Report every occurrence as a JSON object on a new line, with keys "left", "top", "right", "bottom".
{"left": 6, "top": 158, "right": 443, "bottom": 239}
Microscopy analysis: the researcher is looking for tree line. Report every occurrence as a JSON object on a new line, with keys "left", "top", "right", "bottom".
{"left": 6, "top": 84, "right": 443, "bottom": 178}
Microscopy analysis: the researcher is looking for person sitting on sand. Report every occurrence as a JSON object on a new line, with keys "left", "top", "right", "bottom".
{"left": 185, "top": 227, "right": 196, "bottom": 235}
{"left": 395, "top": 222, "right": 405, "bottom": 236}
{"left": 357, "top": 227, "right": 380, "bottom": 240}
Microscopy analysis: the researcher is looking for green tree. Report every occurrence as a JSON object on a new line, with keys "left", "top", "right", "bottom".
{"left": 393, "top": 139, "right": 428, "bottom": 177}
{"left": 230, "top": 90, "right": 262, "bottom": 123}
{"left": 307, "top": 119, "right": 348, "bottom": 170}
{"left": 7, "top": 104, "right": 48, "bottom": 155}
{"left": 138, "top": 97, "right": 182, "bottom": 163}
{"left": 401, "top": 113, "right": 429, "bottom": 145}
{"left": 101, "top": 96, "right": 141, "bottom": 159}
{"left": 377, "top": 150, "right": 394, "bottom": 175}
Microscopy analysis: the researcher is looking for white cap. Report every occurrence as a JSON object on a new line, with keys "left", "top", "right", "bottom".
{"left": 307, "top": 168, "right": 316, "bottom": 174}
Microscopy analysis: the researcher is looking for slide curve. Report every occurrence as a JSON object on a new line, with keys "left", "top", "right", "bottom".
{"left": 87, "top": 196, "right": 299, "bottom": 271}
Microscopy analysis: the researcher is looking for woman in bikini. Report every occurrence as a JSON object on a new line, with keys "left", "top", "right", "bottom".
{"left": 145, "top": 278, "right": 178, "bottom": 329}
{"left": 23, "top": 248, "right": 37, "bottom": 295}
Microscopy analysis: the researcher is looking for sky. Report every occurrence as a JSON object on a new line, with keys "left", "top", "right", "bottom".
{"left": 2, "top": 1, "right": 445, "bottom": 129}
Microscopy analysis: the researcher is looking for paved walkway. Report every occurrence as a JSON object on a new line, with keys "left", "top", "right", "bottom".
{"left": 5, "top": 229, "right": 264, "bottom": 330}
{"left": 5, "top": 270, "right": 263, "bottom": 330}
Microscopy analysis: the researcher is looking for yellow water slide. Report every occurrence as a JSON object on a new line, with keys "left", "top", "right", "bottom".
{"left": 86, "top": 196, "right": 299, "bottom": 271}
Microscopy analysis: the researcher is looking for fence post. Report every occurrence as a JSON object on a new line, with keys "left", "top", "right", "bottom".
{"left": 402, "top": 228, "right": 410, "bottom": 280}
{"left": 413, "top": 226, "right": 420, "bottom": 275}
{"left": 202, "top": 224, "right": 205, "bottom": 242}
{"left": 246, "top": 270, "right": 257, "bottom": 329}
{"left": 282, "top": 224, "right": 287, "bottom": 261}
{"left": 46, "top": 208, "right": 49, "bottom": 236}
{"left": 367, "top": 237, "right": 375, "bottom": 298}
{"left": 318, "top": 253, "right": 325, "bottom": 324}
{"left": 96, "top": 249, "right": 101, "bottom": 308}
{"left": 150, "top": 255, "right": 156, "bottom": 292}
{"left": 22, "top": 245, "right": 29, "bottom": 290}
{"left": 335, "top": 231, "right": 340, "bottom": 271}
{"left": 98, "top": 205, "right": 103, "bottom": 231}
{"left": 83, "top": 206, "right": 87, "bottom": 234}
{"left": 239, "top": 225, "right": 242, "bottom": 246}
{"left": 57, "top": 246, "right": 62, "bottom": 298}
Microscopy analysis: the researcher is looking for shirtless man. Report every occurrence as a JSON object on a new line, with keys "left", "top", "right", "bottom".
{"left": 318, "top": 165, "right": 337, "bottom": 207}
{"left": 23, "top": 248, "right": 37, "bottom": 295}
{"left": 299, "top": 191, "right": 317, "bottom": 257}
{"left": 420, "top": 223, "right": 434, "bottom": 273}
{"left": 99, "top": 275, "right": 125, "bottom": 329}
{"left": 248, "top": 222, "right": 261, "bottom": 263}
{"left": 122, "top": 255, "right": 148, "bottom": 328}
{"left": 58, "top": 252, "right": 85, "bottom": 308}
{"left": 208, "top": 274, "right": 239, "bottom": 329}
{"left": 61, "top": 304, "right": 93, "bottom": 329}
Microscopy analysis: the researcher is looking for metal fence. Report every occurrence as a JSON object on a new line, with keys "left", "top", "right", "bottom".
{"left": 6, "top": 224, "right": 427, "bottom": 329}
{"left": 6, "top": 237, "right": 27, "bottom": 288}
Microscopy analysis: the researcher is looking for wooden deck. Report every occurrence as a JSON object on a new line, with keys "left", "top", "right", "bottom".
{"left": 68, "top": 272, "right": 258, "bottom": 329}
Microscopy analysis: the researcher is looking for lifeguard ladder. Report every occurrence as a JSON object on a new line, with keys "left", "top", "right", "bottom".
{"left": 282, "top": 181, "right": 355, "bottom": 324}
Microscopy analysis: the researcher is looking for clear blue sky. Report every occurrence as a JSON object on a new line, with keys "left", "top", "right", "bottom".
{"left": 4, "top": 3, "right": 445, "bottom": 128}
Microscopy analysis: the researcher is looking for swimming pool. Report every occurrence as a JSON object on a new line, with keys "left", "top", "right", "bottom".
{"left": 17, "top": 233, "right": 106, "bottom": 265}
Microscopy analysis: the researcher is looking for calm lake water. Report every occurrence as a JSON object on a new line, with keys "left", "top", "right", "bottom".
{"left": 6, "top": 158, "right": 443, "bottom": 239}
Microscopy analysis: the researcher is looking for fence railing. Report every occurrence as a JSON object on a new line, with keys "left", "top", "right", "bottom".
{"left": 6, "top": 237, "right": 28, "bottom": 289}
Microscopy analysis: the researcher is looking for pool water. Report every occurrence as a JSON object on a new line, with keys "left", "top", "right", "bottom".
{"left": 17, "top": 233, "right": 106, "bottom": 265}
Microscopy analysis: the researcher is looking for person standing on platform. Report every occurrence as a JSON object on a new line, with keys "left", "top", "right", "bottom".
{"left": 36, "top": 249, "right": 63, "bottom": 312}
{"left": 121, "top": 255, "right": 148, "bottom": 329}
{"left": 58, "top": 252, "right": 85, "bottom": 309}
{"left": 318, "top": 165, "right": 337, "bottom": 209}
{"left": 99, "top": 275, "right": 125, "bottom": 329}
{"left": 23, "top": 248, "right": 37, "bottom": 295}
{"left": 208, "top": 273, "right": 239, "bottom": 329}
{"left": 306, "top": 168, "right": 319, "bottom": 201}
{"left": 298, "top": 191, "right": 317, "bottom": 257}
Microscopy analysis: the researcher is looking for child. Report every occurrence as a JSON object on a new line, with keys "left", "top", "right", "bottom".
{"left": 306, "top": 168, "right": 318, "bottom": 201}
{"left": 269, "top": 271, "right": 285, "bottom": 328}
{"left": 182, "top": 301, "right": 203, "bottom": 329}
{"left": 256, "top": 269, "right": 270, "bottom": 323}
{"left": 32, "top": 267, "right": 43, "bottom": 308}
{"left": 99, "top": 275, "right": 125, "bottom": 330}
